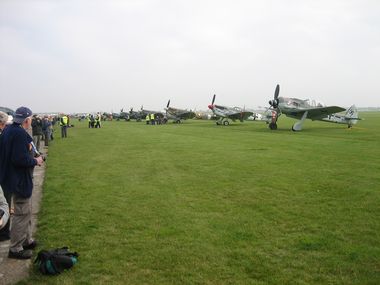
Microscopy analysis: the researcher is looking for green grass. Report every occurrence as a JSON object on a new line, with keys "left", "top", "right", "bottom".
{"left": 23, "top": 113, "right": 380, "bottom": 284}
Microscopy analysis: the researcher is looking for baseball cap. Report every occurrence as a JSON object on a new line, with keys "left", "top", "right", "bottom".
{"left": 13, "top": 107, "right": 33, "bottom": 124}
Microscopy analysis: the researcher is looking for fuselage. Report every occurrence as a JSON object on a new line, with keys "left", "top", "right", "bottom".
{"left": 208, "top": 104, "right": 244, "bottom": 117}
{"left": 278, "top": 97, "right": 324, "bottom": 117}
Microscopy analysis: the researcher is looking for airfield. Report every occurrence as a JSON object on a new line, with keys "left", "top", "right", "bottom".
{"left": 25, "top": 112, "right": 379, "bottom": 284}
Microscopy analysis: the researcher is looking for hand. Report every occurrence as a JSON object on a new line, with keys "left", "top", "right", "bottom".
{"left": 35, "top": 156, "right": 44, "bottom": 166}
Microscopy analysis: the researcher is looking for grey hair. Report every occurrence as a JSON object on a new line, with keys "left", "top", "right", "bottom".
{"left": 0, "top": 111, "right": 8, "bottom": 125}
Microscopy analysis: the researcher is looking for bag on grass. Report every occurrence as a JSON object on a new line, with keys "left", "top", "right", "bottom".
{"left": 34, "top": 247, "right": 79, "bottom": 275}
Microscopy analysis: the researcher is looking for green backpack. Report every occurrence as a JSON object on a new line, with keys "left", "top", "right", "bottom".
{"left": 34, "top": 247, "right": 79, "bottom": 275}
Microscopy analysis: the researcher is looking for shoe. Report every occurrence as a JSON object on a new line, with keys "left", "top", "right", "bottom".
{"left": 0, "top": 235, "right": 10, "bottom": 242}
{"left": 23, "top": 240, "right": 37, "bottom": 250}
{"left": 8, "top": 249, "right": 33, "bottom": 259}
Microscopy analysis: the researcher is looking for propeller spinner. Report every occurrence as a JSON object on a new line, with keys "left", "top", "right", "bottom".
{"left": 208, "top": 94, "right": 216, "bottom": 110}
{"left": 269, "top": 84, "right": 280, "bottom": 108}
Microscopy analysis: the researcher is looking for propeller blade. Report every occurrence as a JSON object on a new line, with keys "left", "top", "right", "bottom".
{"left": 212, "top": 94, "right": 216, "bottom": 105}
{"left": 274, "top": 84, "right": 280, "bottom": 100}
{"left": 167, "top": 100, "right": 170, "bottom": 108}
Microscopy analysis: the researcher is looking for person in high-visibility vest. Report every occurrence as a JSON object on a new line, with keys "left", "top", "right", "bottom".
{"left": 87, "top": 114, "right": 91, "bottom": 128}
{"left": 95, "top": 113, "right": 101, "bottom": 128}
{"left": 146, "top": 114, "right": 150, "bottom": 125}
{"left": 150, "top": 113, "right": 155, "bottom": 125}
{"left": 60, "top": 114, "right": 68, "bottom": 138}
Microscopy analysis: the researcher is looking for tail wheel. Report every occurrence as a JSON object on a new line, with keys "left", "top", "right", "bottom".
{"left": 269, "top": 122, "right": 277, "bottom": 130}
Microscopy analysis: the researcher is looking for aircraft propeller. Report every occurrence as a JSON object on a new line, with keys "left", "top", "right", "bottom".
{"left": 269, "top": 84, "right": 280, "bottom": 108}
{"left": 240, "top": 105, "right": 246, "bottom": 120}
{"left": 166, "top": 100, "right": 170, "bottom": 109}
{"left": 208, "top": 94, "right": 216, "bottom": 110}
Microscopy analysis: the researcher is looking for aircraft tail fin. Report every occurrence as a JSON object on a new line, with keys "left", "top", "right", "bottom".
{"left": 345, "top": 105, "right": 359, "bottom": 119}
{"left": 344, "top": 105, "right": 361, "bottom": 127}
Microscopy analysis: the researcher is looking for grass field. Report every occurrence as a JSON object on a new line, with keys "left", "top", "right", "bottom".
{"left": 23, "top": 113, "right": 380, "bottom": 284}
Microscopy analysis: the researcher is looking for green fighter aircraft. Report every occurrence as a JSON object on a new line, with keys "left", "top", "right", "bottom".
{"left": 266, "top": 84, "right": 360, "bottom": 131}
{"left": 165, "top": 100, "right": 196, "bottom": 123}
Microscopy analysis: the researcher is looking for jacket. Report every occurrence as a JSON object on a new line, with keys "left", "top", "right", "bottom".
{"left": 32, "top": 117, "right": 43, "bottom": 135}
{"left": 0, "top": 123, "right": 37, "bottom": 198}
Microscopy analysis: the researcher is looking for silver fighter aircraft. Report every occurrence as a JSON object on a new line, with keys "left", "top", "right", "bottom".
{"left": 266, "top": 84, "right": 360, "bottom": 131}
{"left": 208, "top": 94, "right": 253, "bottom": 126}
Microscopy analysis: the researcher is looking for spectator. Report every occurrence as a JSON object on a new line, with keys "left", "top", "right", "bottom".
{"left": 42, "top": 115, "right": 52, "bottom": 146}
{"left": 32, "top": 114, "right": 43, "bottom": 151}
{"left": 0, "top": 107, "right": 44, "bottom": 259}
{"left": 60, "top": 114, "right": 69, "bottom": 138}
{"left": 0, "top": 111, "right": 10, "bottom": 235}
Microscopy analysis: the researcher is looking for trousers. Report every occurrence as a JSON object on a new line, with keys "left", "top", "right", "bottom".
{"left": 10, "top": 194, "right": 32, "bottom": 252}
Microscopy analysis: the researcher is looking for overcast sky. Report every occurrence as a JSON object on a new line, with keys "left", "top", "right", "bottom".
{"left": 1, "top": 0, "right": 379, "bottom": 113}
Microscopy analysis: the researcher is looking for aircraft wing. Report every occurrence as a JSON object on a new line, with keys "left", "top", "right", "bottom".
{"left": 227, "top": 111, "right": 254, "bottom": 121}
{"left": 287, "top": 106, "right": 346, "bottom": 120}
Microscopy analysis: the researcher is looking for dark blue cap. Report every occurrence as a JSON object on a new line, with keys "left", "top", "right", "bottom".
{"left": 14, "top": 106, "right": 33, "bottom": 124}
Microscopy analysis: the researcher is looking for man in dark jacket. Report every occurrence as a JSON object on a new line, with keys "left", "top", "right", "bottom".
{"left": 0, "top": 107, "right": 44, "bottom": 259}
{"left": 32, "top": 114, "right": 43, "bottom": 151}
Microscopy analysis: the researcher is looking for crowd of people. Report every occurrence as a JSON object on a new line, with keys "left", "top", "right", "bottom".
{"left": 0, "top": 108, "right": 79, "bottom": 262}
{"left": 145, "top": 113, "right": 167, "bottom": 125}
{"left": 87, "top": 113, "right": 102, "bottom": 128}
{"left": 31, "top": 114, "right": 55, "bottom": 149}
{"left": 0, "top": 109, "right": 168, "bottom": 260}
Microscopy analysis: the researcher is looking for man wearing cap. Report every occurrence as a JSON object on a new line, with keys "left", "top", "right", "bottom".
{"left": 0, "top": 107, "right": 44, "bottom": 259}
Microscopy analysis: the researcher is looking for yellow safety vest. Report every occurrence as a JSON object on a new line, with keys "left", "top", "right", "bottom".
{"left": 60, "top": 116, "right": 68, "bottom": 126}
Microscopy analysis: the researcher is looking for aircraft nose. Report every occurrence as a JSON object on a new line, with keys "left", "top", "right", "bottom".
{"left": 208, "top": 104, "right": 214, "bottom": 110}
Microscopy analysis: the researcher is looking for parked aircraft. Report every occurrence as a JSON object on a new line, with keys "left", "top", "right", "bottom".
{"left": 113, "top": 109, "right": 130, "bottom": 121}
{"left": 266, "top": 84, "right": 360, "bottom": 131}
{"left": 165, "top": 100, "right": 196, "bottom": 123}
{"left": 207, "top": 95, "right": 253, "bottom": 125}
{"left": 129, "top": 108, "right": 142, "bottom": 122}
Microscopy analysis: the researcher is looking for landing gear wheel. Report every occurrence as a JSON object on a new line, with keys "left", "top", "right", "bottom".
{"left": 216, "top": 121, "right": 220, "bottom": 125}
{"left": 223, "top": 121, "right": 229, "bottom": 126}
{"left": 269, "top": 122, "right": 277, "bottom": 130}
